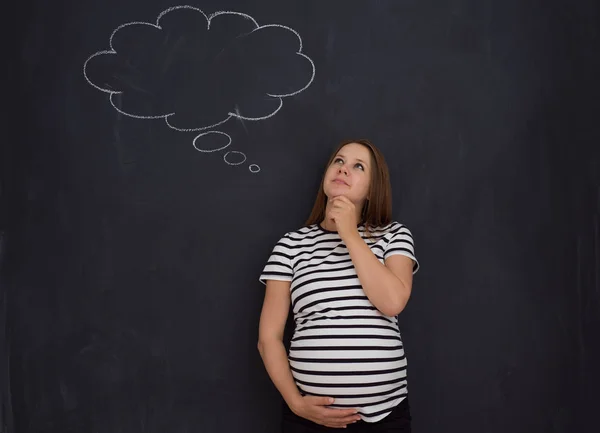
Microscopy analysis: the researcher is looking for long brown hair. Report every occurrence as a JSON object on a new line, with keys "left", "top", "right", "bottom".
{"left": 305, "top": 139, "right": 393, "bottom": 233}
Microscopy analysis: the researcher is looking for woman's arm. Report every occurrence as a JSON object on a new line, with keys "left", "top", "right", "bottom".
{"left": 257, "top": 279, "right": 362, "bottom": 428}
{"left": 257, "top": 280, "right": 303, "bottom": 409}
{"left": 344, "top": 231, "right": 414, "bottom": 317}
{"left": 327, "top": 196, "right": 416, "bottom": 317}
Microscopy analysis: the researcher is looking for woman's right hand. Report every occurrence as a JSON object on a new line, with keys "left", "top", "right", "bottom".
{"left": 291, "top": 396, "right": 362, "bottom": 428}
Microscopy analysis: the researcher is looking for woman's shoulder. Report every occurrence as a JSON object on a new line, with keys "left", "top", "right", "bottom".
{"left": 367, "top": 220, "right": 408, "bottom": 236}
{"left": 276, "top": 224, "right": 323, "bottom": 243}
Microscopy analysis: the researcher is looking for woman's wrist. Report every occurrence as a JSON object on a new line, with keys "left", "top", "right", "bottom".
{"left": 286, "top": 393, "right": 305, "bottom": 414}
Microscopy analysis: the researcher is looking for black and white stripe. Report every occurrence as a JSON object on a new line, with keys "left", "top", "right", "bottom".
{"left": 260, "top": 221, "right": 419, "bottom": 423}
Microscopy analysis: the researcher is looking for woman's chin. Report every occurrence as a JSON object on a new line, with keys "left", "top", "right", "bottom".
{"left": 325, "top": 185, "right": 350, "bottom": 198}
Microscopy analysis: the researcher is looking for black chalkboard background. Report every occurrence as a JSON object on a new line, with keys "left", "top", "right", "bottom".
{"left": 4, "top": 0, "right": 599, "bottom": 432}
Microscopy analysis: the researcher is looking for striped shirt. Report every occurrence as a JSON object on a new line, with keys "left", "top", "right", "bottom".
{"left": 259, "top": 221, "right": 419, "bottom": 423}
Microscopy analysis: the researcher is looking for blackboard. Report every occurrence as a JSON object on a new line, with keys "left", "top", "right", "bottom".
{"left": 4, "top": 0, "right": 599, "bottom": 432}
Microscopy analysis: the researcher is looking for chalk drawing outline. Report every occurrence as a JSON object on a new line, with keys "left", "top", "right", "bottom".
{"left": 192, "top": 131, "right": 231, "bottom": 153}
{"left": 82, "top": 5, "right": 316, "bottom": 133}
{"left": 224, "top": 151, "right": 247, "bottom": 166}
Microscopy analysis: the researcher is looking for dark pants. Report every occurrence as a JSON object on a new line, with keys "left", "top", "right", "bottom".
{"left": 281, "top": 398, "right": 411, "bottom": 433}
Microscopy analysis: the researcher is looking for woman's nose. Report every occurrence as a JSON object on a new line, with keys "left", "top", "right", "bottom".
{"left": 338, "top": 166, "right": 348, "bottom": 175}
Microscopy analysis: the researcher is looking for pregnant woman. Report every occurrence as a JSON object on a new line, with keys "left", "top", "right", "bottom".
{"left": 257, "top": 139, "right": 419, "bottom": 432}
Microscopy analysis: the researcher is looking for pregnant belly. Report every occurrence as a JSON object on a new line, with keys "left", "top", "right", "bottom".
{"left": 287, "top": 327, "right": 408, "bottom": 422}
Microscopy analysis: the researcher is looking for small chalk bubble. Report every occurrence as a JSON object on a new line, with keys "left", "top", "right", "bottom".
{"left": 193, "top": 131, "right": 231, "bottom": 153}
{"left": 249, "top": 164, "right": 261, "bottom": 173}
{"left": 224, "top": 151, "right": 246, "bottom": 166}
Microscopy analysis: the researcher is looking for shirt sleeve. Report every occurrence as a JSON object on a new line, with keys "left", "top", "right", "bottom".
{"left": 384, "top": 224, "right": 420, "bottom": 274}
{"left": 259, "top": 233, "right": 294, "bottom": 285}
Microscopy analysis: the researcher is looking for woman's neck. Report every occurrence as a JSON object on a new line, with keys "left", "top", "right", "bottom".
{"left": 320, "top": 218, "right": 337, "bottom": 232}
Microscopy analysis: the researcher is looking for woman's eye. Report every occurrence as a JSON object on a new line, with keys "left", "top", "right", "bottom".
{"left": 334, "top": 158, "right": 343, "bottom": 164}
{"left": 355, "top": 163, "right": 364, "bottom": 170}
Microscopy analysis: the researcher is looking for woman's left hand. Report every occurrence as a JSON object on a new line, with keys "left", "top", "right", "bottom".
{"left": 327, "top": 196, "right": 359, "bottom": 240}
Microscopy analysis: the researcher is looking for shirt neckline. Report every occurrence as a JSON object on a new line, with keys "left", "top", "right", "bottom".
{"left": 316, "top": 222, "right": 365, "bottom": 235}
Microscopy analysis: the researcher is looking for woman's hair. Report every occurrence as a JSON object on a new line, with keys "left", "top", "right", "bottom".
{"left": 305, "top": 138, "right": 393, "bottom": 232}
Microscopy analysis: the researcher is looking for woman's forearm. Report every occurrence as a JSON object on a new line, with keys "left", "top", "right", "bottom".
{"left": 344, "top": 231, "right": 411, "bottom": 316}
{"left": 258, "top": 339, "right": 303, "bottom": 411}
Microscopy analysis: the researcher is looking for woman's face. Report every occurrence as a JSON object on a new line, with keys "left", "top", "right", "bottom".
{"left": 322, "top": 143, "right": 372, "bottom": 205}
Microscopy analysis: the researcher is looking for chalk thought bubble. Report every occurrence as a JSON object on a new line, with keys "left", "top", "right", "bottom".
{"left": 83, "top": 5, "right": 315, "bottom": 172}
